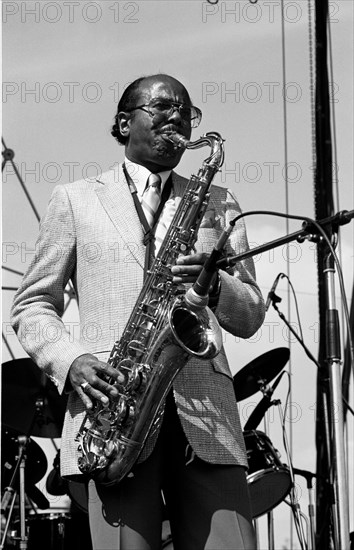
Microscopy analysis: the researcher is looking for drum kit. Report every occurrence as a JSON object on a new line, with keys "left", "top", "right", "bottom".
{"left": 1, "top": 358, "right": 70, "bottom": 549}
{"left": 233, "top": 347, "right": 292, "bottom": 519}
{"left": 1, "top": 349, "right": 291, "bottom": 548}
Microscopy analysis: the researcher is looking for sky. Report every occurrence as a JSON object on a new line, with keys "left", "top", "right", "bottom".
{"left": 2, "top": 1, "right": 354, "bottom": 548}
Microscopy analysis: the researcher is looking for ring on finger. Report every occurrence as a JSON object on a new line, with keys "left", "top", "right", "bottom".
{"left": 80, "top": 381, "right": 90, "bottom": 392}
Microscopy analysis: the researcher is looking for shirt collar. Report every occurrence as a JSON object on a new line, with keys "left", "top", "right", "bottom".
{"left": 124, "top": 158, "right": 171, "bottom": 197}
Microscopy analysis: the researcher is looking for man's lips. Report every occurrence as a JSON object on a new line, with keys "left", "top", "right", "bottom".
{"left": 153, "top": 124, "right": 189, "bottom": 155}
{"left": 159, "top": 124, "right": 185, "bottom": 137}
{"left": 158, "top": 125, "right": 189, "bottom": 149}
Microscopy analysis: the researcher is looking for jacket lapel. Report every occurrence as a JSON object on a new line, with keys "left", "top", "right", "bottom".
{"left": 95, "top": 166, "right": 187, "bottom": 269}
{"left": 95, "top": 164, "right": 146, "bottom": 268}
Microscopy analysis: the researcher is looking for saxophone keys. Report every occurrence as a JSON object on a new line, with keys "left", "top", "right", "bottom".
{"left": 116, "top": 359, "right": 147, "bottom": 393}
{"left": 117, "top": 358, "right": 134, "bottom": 385}
{"left": 137, "top": 366, "right": 149, "bottom": 392}
{"left": 126, "top": 403, "right": 136, "bottom": 423}
{"left": 115, "top": 395, "right": 136, "bottom": 425}
{"left": 126, "top": 339, "right": 145, "bottom": 358}
{"left": 116, "top": 395, "right": 128, "bottom": 419}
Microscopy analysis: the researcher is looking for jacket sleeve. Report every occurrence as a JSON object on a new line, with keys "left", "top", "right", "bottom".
{"left": 10, "top": 185, "right": 88, "bottom": 393}
{"left": 202, "top": 187, "right": 265, "bottom": 339}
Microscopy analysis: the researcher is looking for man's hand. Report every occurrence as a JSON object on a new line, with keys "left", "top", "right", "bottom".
{"left": 69, "top": 353, "right": 121, "bottom": 410}
{"left": 171, "top": 253, "right": 218, "bottom": 289}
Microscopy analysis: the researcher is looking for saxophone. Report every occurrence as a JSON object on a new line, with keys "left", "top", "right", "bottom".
{"left": 76, "top": 131, "right": 225, "bottom": 485}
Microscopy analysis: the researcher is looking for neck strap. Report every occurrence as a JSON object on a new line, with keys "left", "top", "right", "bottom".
{"left": 123, "top": 163, "right": 173, "bottom": 275}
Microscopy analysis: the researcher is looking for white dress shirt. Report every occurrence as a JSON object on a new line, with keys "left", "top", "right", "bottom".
{"left": 124, "top": 158, "right": 171, "bottom": 199}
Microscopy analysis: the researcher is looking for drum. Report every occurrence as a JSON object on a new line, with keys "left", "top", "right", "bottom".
{"left": 13, "top": 513, "right": 71, "bottom": 550}
{"left": 244, "top": 430, "right": 292, "bottom": 518}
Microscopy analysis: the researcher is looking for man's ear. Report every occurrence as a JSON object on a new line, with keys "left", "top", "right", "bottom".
{"left": 117, "top": 112, "right": 131, "bottom": 139}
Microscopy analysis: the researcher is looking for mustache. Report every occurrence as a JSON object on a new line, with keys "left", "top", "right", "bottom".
{"left": 158, "top": 123, "right": 183, "bottom": 135}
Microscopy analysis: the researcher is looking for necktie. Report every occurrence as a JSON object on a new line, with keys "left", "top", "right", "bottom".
{"left": 141, "top": 173, "right": 162, "bottom": 227}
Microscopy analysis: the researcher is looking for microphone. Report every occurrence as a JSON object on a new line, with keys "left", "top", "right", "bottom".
{"left": 244, "top": 371, "right": 285, "bottom": 431}
{"left": 184, "top": 222, "right": 235, "bottom": 310}
{"left": 265, "top": 273, "right": 284, "bottom": 312}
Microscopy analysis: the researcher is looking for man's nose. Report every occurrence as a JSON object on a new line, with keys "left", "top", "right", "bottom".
{"left": 167, "top": 105, "right": 183, "bottom": 124}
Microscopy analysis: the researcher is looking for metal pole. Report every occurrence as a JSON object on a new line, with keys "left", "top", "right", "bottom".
{"left": 323, "top": 257, "right": 350, "bottom": 549}
{"left": 18, "top": 437, "right": 28, "bottom": 550}
{"left": 267, "top": 512, "right": 274, "bottom": 550}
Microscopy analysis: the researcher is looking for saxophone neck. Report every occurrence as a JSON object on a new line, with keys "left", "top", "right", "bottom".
{"left": 161, "top": 131, "right": 225, "bottom": 171}
{"left": 199, "top": 132, "right": 225, "bottom": 171}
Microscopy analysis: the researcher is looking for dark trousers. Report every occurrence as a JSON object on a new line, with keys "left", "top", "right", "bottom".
{"left": 88, "top": 393, "right": 256, "bottom": 550}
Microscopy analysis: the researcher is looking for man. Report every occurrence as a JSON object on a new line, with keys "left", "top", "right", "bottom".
{"left": 11, "top": 74, "right": 265, "bottom": 549}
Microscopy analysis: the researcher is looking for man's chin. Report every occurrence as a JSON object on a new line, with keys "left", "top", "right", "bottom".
{"left": 153, "top": 138, "right": 183, "bottom": 163}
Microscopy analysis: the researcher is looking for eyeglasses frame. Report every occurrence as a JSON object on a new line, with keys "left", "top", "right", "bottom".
{"left": 126, "top": 98, "right": 202, "bottom": 128}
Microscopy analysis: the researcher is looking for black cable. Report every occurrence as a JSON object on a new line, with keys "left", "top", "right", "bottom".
{"left": 280, "top": 273, "right": 304, "bottom": 341}
{"left": 230, "top": 209, "right": 353, "bottom": 381}
{"left": 280, "top": 372, "right": 308, "bottom": 549}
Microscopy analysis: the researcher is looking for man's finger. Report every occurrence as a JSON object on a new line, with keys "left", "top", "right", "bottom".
{"left": 175, "top": 253, "right": 206, "bottom": 265}
{"left": 171, "top": 264, "right": 202, "bottom": 276}
{"left": 76, "top": 379, "right": 112, "bottom": 409}
{"left": 96, "top": 362, "right": 121, "bottom": 381}
{"left": 172, "top": 275, "right": 197, "bottom": 284}
{"left": 77, "top": 386, "right": 94, "bottom": 410}
{"left": 86, "top": 386, "right": 110, "bottom": 406}
{"left": 91, "top": 376, "right": 119, "bottom": 398}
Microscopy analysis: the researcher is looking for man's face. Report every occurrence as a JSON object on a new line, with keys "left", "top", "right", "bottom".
{"left": 121, "top": 76, "right": 193, "bottom": 172}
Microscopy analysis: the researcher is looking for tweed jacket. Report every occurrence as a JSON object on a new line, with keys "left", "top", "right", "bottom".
{"left": 11, "top": 164, "right": 265, "bottom": 478}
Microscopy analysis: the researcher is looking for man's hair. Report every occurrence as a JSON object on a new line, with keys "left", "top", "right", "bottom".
{"left": 111, "top": 77, "right": 146, "bottom": 146}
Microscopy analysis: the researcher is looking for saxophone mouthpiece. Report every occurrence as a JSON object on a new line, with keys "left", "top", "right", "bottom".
{"left": 161, "top": 130, "right": 190, "bottom": 150}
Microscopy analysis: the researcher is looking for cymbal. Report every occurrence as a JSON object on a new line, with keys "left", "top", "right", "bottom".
{"left": 1, "top": 425, "right": 48, "bottom": 487}
{"left": 1, "top": 358, "right": 67, "bottom": 438}
{"left": 233, "top": 348, "right": 290, "bottom": 402}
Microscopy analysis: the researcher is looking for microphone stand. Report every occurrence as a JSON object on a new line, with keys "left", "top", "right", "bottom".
{"left": 217, "top": 211, "right": 352, "bottom": 550}
{"left": 267, "top": 509, "right": 274, "bottom": 550}
{"left": 323, "top": 241, "right": 349, "bottom": 548}
{"left": 0, "top": 489, "right": 17, "bottom": 550}
{"left": 0, "top": 436, "right": 29, "bottom": 550}
{"left": 216, "top": 210, "right": 354, "bottom": 271}
{"left": 18, "top": 437, "right": 28, "bottom": 550}
{"left": 293, "top": 468, "right": 320, "bottom": 550}
{"left": 272, "top": 240, "right": 350, "bottom": 549}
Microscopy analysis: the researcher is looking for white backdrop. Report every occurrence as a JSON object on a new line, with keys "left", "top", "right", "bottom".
{"left": 2, "top": 1, "right": 353, "bottom": 548}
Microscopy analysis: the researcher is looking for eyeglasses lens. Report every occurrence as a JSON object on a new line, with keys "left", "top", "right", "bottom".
{"left": 149, "top": 100, "right": 201, "bottom": 128}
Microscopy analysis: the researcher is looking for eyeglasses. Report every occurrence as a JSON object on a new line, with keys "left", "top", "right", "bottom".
{"left": 128, "top": 98, "right": 202, "bottom": 128}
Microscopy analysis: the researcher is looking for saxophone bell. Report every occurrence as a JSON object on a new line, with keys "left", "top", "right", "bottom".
{"left": 170, "top": 297, "right": 222, "bottom": 359}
